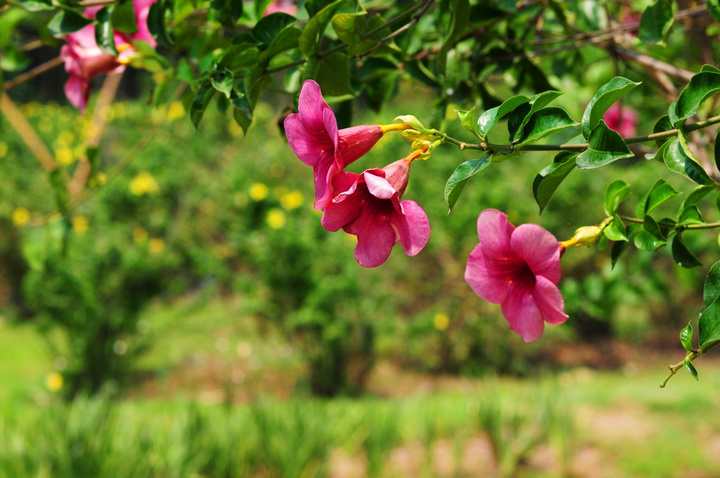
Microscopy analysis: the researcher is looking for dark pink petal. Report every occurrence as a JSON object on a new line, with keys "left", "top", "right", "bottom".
{"left": 394, "top": 200, "right": 430, "bottom": 257}
{"left": 501, "top": 280, "right": 545, "bottom": 343}
{"left": 364, "top": 171, "right": 396, "bottom": 200}
{"left": 132, "top": 0, "right": 157, "bottom": 46}
{"left": 511, "top": 223, "right": 562, "bottom": 283}
{"left": 321, "top": 176, "right": 364, "bottom": 231}
{"left": 533, "top": 276, "right": 568, "bottom": 325}
{"left": 63, "top": 73, "right": 88, "bottom": 112}
{"left": 336, "top": 125, "right": 384, "bottom": 167}
{"left": 297, "top": 80, "right": 328, "bottom": 127}
{"left": 351, "top": 210, "right": 396, "bottom": 267}
{"left": 476, "top": 209, "right": 515, "bottom": 259}
{"left": 464, "top": 246, "right": 519, "bottom": 304}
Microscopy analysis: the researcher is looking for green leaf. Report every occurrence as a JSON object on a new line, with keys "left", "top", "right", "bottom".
{"left": 709, "top": 0, "right": 720, "bottom": 23}
{"left": 148, "top": 0, "right": 173, "bottom": 46}
{"left": 636, "top": 179, "right": 680, "bottom": 217}
{"left": 515, "top": 107, "right": 577, "bottom": 146}
{"left": 704, "top": 260, "right": 720, "bottom": 306}
{"left": 302, "top": 51, "right": 353, "bottom": 97}
{"left": 604, "top": 180, "right": 630, "bottom": 216}
{"left": 673, "top": 71, "right": 720, "bottom": 126}
{"left": 653, "top": 115, "right": 673, "bottom": 147}
{"left": 211, "top": 0, "right": 243, "bottom": 29}
{"left": 437, "top": 0, "right": 470, "bottom": 76}
{"left": 604, "top": 215, "right": 628, "bottom": 242}
{"left": 210, "top": 68, "right": 234, "bottom": 98}
{"left": 47, "top": 7, "right": 93, "bottom": 37}
{"left": 576, "top": 120, "right": 634, "bottom": 169}
{"left": 663, "top": 137, "right": 716, "bottom": 185}
{"left": 634, "top": 217, "right": 666, "bottom": 251}
{"left": 638, "top": 0, "right": 674, "bottom": 45}
{"left": 533, "top": 151, "right": 577, "bottom": 214}
{"left": 680, "top": 322, "right": 694, "bottom": 352}
{"left": 94, "top": 7, "right": 118, "bottom": 56}
{"left": 672, "top": 233, "right": 701, "bottom": 268}
{"left": 699, "top": 296, "right": 720, "bottom": 353}
{"left": 610, "top": 238, "right": 631, "bottom": 267}
{"left": 455, "top": 107, "right": 478, "bottom": 137}
{"left": 715, "top": 130, "right": 720, "bottom": 172}
{"left": 17, "top": 0, "right": 54, "bottom": 11}
{"left": 581, "top": 77, "right": 641, "bottom": 139}
{"left": 190, "top": 83, "right": 215, "bottom": 129}
{"left": 332, "top": 12, "right": 392, "bottom": 56}
{"left": 683, "top": 356, "right": 699, "bottom": 380}
{"left": 111, "top": 1, "right": 138, "bottom": 34}
{"left": 509, "top": 90, "right": 564, "bottom": 142}
{"left": 244, "top": 65, "right": 273, "bottom": 109}
{"left": 229, "top": 88, "right": 253, "bottom": 135}
{"left": 444, "top": 155, "right": 492, "bottom": 214}
{"left": 679, "top": 205, "right": 703, "bottom": 225}
{"left": 253, "top": 12, "right": 296, "bottom": 48}
{"left": 476, "top": 95, "right": 531, "bottom": 140}
{"left": 679, "top": 185, "right": 714, "bottom": 224}
{"left": 261, "top": 24, "right": 301, "bottom": 60}
{"left": 298, "top": 0, "right": 345, "bottom": 57}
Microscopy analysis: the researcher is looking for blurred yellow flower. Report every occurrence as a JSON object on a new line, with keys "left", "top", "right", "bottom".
{"left": 72, "top": 216, "right": 89, "bottom": 234}
{"left": 149, "top": 238, "right": 165, "bottom": 254}
{"left": 133, "top": 227, "right": 148, "bottom": 243}
{"left": 12, "top": 207, "right": 30, "bottom": 226}
{"left": 280, "top": 191, "right": 303, "bottom": 210}
{"left": 130, "top": 171, "right": 160, "bottom": 196}
{"left": 110, "top": 102, "right": 127, "bottom": 119}
{"left": 249, "top": 183, "right": 268, "bottom": 201}
{"left": 167, "top": 101, "right": 185, "bottom": 121}
{"left": 266, "top": 209, "right": 286, "bottom": 229}
{"left": 0, "top": 141, "right": 8, "bottom": 159}
{"left": 56, "top": 146, "right": 75, "bottom": 166}
{"left": 94, "top": 173, "right": 107, "bottom": 186}
{"left": 433, "top": 312, "right": 450, "bottom": 331}
{"left": 45, "top": 372, "right": 63, "bottom": 392}
{"left": 56, "top": 130, "right": 75, "bottom": 146}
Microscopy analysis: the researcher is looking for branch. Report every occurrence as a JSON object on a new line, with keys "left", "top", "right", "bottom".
{"left": 0, "top": 92, "right": 57, "bottom": 172}
{"left": 3, "top": 57, "right": 64, "bottom": 91}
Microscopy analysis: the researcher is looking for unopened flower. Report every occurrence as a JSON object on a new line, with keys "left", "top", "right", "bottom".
{"left": 284, "top": 80, "right": 384, "bottom": 210}
{"left": 603, "top": 104, "right": 638, "bottom": 138}
{"left": 264, "top": 0, "right": 297, "bottom": 15}
{"left": 321, "top": 156, "right": 430, "bottom": 267}
{"left": 464, "top": 209, "right": 568, "bottom": 343}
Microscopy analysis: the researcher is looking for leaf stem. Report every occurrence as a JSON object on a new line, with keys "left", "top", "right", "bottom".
{"left": 660, "top": 350, "right": 702, "bottom": 388}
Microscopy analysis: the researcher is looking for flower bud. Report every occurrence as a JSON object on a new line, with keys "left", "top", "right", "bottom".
{"left": 560, "top": 225, "right": 603, "bottom": 249}
{"left": 381, "top": 157, "right": 412, "bottom": 197}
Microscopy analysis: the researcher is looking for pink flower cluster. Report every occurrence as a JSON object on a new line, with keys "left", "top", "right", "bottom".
{"left": 284, "top": 80, "right": 430, "bottom": 267}
{"left": 464, "top": 209, "right": 568, "bottom": 342}
{"left": 60, "top": 0, "right": 157, "bottom": 112}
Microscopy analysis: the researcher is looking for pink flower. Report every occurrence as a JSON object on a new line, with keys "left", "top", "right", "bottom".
{"left": 603, "top": 103, "right": 638, "bottom": 137}
{"left": 464, "top": 209, "right": 568, "bottom": 342}
{"left": 60, "top": 0, "right": 157, "bottom": 112}
{"left": 321, "top": 156, "right": 430, "bottom": 268}
{"left": 284, "top": 80, "right": 384, "bottom": 210}
{"left": 264, "top": 0, "right": 297, "bottom": 16}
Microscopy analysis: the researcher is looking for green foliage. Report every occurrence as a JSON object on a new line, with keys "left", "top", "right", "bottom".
{"left": 444, "top": 154, "right": 491, "bottom": 214}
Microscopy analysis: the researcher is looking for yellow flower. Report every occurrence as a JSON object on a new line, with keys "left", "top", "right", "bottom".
{"left": 433, "top": 312, "right": 450, "bottom": 331}
{"left": 0, "top": 141, "right": 8, "bottom": 159}
{"left": 149, "top": 238, "right": 165, "bottom": 254}
{"left": 167, "top": 101, "right": 185, "bottom": 121}
{"left": 56, "top": 146, "right": 75, "bottom": 166}
{"left": 72, "top": 216, "right": 89, "bottom": 234}
{"left": 133, "top": 227, "right": 148, "bottom": 243}
{"left": 45, "top": 372, "right": 63, "bottom": 392}
{"left": 130, "top": 171, "right": 160, "bottom": 196}
{"left": 249, "top": 183, "right": 268, "bottom": 201}
{"left": 266, "top": 209, "right": 286, "bottom": 229}
{"left": 280, "top": 191, "right": 303, "bottom": 210}
{"left": 56, "top": 130, "right": 75, "bottom": 146}
{"left": 12, "top": 207, "right": 30, "bottom": 226}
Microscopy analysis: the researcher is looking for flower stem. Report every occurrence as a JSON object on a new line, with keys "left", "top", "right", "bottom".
{"left": 659, "top": 351, "right": 702, "bottom": 388}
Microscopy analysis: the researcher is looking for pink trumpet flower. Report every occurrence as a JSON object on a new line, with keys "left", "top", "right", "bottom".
{"left": 321, "top": 156, "right": 430, "bottom": 268}
{"left": 284, "top": 80, "right": 385, "bottom": 210}
{"left": 464, "top": 209, "right": 568, "bottom": 342}
{"left": 60, "top": 0, "right": 157, "bottom": 112}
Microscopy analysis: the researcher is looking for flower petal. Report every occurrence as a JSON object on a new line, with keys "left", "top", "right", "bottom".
{"left": 464, "top": 246, "right": 516, "bottom": 304}
{"left": 501, "top": 280, "right": 545, "bottom": 343}
{"left": 364, "top": 170, "right": 396, "bottom": 200}
{"left": 511, "top": 223, "right": 561, "bottom": 283}
{"left": 533, "top": 276, "right": 568, "bottom": 325}
{"left": 297, "top": 80, "right": 328, "bottom": 126}
{"left": 393, "top": 200, "right": 430, "bottom": 257}
{"left": 477, "top": 209, "right": 515, "bottom": 259}
{"left": 64, "top": 74, "right": 89, "bottom": 112}
{"left": 321, "top": 174, "right": 363, "bottom": 231}
{"left": 353, "top": 216, "right": 396, "bottom": 267}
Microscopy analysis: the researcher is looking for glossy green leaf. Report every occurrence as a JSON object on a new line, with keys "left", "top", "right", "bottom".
{"left": 636, "top": 179, "right": 679, "bottom": 217}
{"left": 332, "top": 12, "right": 391, "bottom": 56}
{"left": 638, "top": 0, "right": 674, "bottom": 45}
{"left": 683, "top": 356, "right": 699, "bottom": 380}
{"left": 476, "top": 95, "right": 531, "bottom": 140}
{"left": 680, "top": 322, "right": 694, "bottom": 352}
{"left": 444, "top": 154, "right": 492, "bottom": 214}
{"left": 699, "top": 296, "right": 720, "bottom": 353}
{"left": 17, "top": 0, "right": 54, "bottom": 11}
{"left": 673, "top": 71, "right": 720, "bottom": 126}
{"left": 253, "top": 13, "right": 296, "bottom": 48}
{"left": 437, "top": 0, "right": 469, "bottom": 76}
{"left": 634, "top": 217, "right": 666, "bottom": 251}
{"left": 229, "top": 89, "right": 253, "bottom": 136}
{"left": 210, "top": 68, "right": 234, "bottom": 98}
{"left": 581, "top": 77, "right": 641, "bottom": 139}
{"left": 576, "top": 120, "right": 634, "bottom": 169}
{"left": 509, "top": 90, "right": 564, "bottom": 142}
{"left": 244, "top": 65, "right": 273, "bottom": 108}
{"left": 211, "top": 0, "right": 243, "bottom": 29}
{"left": 455, "top": 107, "right": 478, "bottom": 137}
{"left": 148, "top": 0, "right": 173, "bottom": 46}
{"left": 715, "top": 130, "right": 720, "bottom": 172}
{"left": 679, "top": 205, "right": 703, "bottom": 224}
{"left": 111, "top": 1, "right": 138, "bottom": 34}
{"left": 298, "top": 0, "right": 345, "bottom": 57}
{"left": 610, "top": 238, "right": 631, "bottom": 267}
{"left": 704, "top": 260, "right": 720, "bottom": 306}
{"left": 261, "top": 24, "right": 301, "bottom": 60}
{"left": 302, "top": 51, "right": 353, "bottom": 96}
{"left": 604, "top": 215, "right": 628, "bottom": 242}
{"left": 604, "top": 180, "right": 630, "bottom": 216}
{"left": 672, "top": 233, "right": 701, "bottom": 268}
{"left": 533, "top": 151, "right": 577, "bottom": 214}
{"left": 515, "top": 107, "right": 577, "bottom": 146}
{"left": 94, "top": 7, "right": 117, "bottom": 56}
{"left": 653, "top": 115, "right": 673, "bottom": 147}
{"left": 190, "top": 83, "right": 215, "bottom": 129}
{"left": 47, "top": 7, "right": 93, "bottom": 37}
{"left": 663, "top": 137, "right": 716, "bottom": 185}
